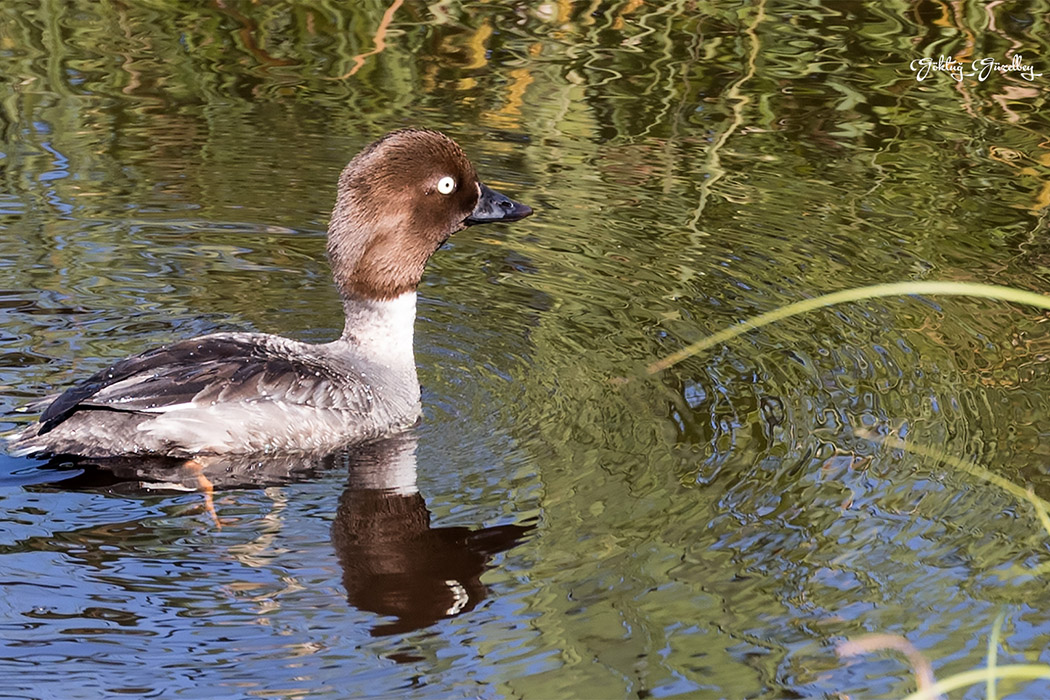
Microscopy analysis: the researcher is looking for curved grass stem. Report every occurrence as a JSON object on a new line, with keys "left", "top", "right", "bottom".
{"left": 900, "top": 664, "right": 1050, "bottom": 700}
{"left": 647, "top": 281, "right": 1050, "bottom": 375}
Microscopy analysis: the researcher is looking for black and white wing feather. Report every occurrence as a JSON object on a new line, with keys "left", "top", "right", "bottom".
{"left": 7, "top": 332, "right": 409, "bottom": 458}
{"left": 38, "top": 334, "right": 374, "bottom": 434}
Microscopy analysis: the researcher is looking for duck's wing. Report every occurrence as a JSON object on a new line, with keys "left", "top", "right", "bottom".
{"left": 37, "top": 333, "right": 372, "bottom": 435}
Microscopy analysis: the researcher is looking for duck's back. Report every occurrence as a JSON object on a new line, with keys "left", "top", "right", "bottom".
{"left": 8, "top": 332, "right": 421, "bottom": 458}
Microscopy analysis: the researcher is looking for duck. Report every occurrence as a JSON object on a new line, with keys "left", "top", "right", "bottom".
{"left": 7, "top": 129, "right": 532, "bottom": 461}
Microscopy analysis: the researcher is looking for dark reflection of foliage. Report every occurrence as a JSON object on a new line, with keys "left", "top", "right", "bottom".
{"left": 3, "top": 0, "right": 1049, "bottom": 133}
{"left": 2, "top": 1, "right": 528, "bottom": 129}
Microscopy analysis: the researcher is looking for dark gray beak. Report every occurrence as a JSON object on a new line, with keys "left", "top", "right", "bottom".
{"left": 465, "top": 183, "right": 533, "bottom": 225}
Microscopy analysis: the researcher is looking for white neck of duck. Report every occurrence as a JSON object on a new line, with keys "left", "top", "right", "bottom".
{"left": 340, "top": 292, "right": 419, "bottom": 375}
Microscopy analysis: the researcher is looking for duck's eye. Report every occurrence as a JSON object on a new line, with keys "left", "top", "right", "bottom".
{"left": 436, "top": 176, "right": 456, "bottom": 195}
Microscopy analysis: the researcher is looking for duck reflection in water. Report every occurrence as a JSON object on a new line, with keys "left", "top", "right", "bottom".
{"left": 331, "top": 432, "right": 535, "bottom": 636}
{"left": 36, "top": 431, "right": 535, "bottom": 637}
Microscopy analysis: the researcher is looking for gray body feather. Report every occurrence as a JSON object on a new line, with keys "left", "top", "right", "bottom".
{"left": 7, "top": 331, "right": 421, "bottom": 458}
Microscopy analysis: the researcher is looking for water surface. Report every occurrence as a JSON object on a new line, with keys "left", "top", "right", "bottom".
{"left": 1, "top": 1, "right": 1050, "bottom": 698}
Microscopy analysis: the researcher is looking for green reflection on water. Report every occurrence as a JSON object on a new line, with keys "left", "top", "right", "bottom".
{"left": 0, "top": 0, "right": 1049, "bottom": 698}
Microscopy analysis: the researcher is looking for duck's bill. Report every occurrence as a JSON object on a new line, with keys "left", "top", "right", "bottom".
{"left": 465, "top": 183, "right": 533, "bottom": 225}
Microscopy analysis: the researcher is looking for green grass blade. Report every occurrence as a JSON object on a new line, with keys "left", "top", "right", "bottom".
{"left": 987, "top": 611, "right": 1006, "bottom": 700}
{"left": 901, "top": 664, "right": 1050, "bottom": 700}
{"left": 647, "top": 282, "right": 1050, "bottom": 374}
